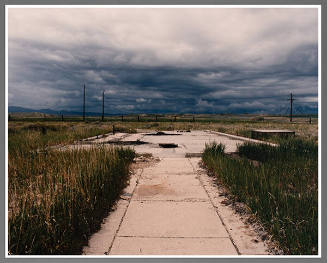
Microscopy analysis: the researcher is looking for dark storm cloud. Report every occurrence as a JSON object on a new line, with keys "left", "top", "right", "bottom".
{"left": 8, "top": 8, "right": 318, "bottom": 114}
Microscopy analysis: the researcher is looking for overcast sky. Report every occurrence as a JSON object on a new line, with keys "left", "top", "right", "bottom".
{"left": 8, "top": 7, "right": 318, "bottom": 114}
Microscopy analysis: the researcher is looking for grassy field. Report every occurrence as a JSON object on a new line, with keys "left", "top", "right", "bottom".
{"left": 7, "top": 116, "right": 318, "bottom": 254}
{"left": 8, "top": 123, "right": 135, "bottom": 255}
{"left": 202, "top": 139, "right": 318, "bottom": 255}
{"left": 9, "top": 113, "right": 318, "bottom": 143}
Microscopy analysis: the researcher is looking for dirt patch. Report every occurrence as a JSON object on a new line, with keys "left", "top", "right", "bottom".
{"left": 131, "top": 153, "right": 160, "bottom": 170}
{"left": 135, "top": 184, "right": 176, "bottom": 197}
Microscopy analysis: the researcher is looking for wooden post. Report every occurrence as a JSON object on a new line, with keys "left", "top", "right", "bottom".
{"left": 138, "top": 115, "right": 140, "bottom": 122}
{"left": 309, "top": 116, "right": 312, "bottom": 124}
{"left": 155, "top": 115, "right": 158, "bottom": 122}
{"left": 174, "top": 116, "right": 176, "bottom": 122}
{"left": 113, "top": 125, "right": 115, "bottom": 135}
{"left": 193, "top": 116, "right": 195, "bottom": 122}
{"left": 121, "top": 115, "right": 124, "bottom": 122}
{"left": 61, "top": 114, "right": 64, "bottom": 121}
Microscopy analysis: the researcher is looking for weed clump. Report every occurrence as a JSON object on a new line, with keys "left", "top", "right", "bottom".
{"left": 204, "top": 142, "right": 225, "bottom": 156}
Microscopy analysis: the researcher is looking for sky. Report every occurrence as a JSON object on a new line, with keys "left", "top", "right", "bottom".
{"left": 8, "top": 7, "right": 319, "bottom": 114}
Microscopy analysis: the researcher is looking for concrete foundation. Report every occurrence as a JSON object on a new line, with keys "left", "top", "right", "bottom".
{"left": 81, "top": 131, "right": 271, "bottom": 255}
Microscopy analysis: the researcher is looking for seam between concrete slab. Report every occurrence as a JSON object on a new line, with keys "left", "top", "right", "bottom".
{"left": 130, "top": 199, "right": 208, "bottom": 202}
{"left": 116, "top": 236, "right": 232, "bottom": 239}
{"left": 106, "top": 166, "right": 144, "bottom": 255}
{"left": 187, "top": 158, "right": 241, "bottom": 255}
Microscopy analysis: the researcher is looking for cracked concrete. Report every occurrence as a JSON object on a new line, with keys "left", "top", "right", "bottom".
{"left": 82, "top": 130, "right": 270, "bottom": 256}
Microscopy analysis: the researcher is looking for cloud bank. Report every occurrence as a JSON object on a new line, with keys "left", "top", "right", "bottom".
{"left": 8, "top": 7, "right": 318, "bottom": 114}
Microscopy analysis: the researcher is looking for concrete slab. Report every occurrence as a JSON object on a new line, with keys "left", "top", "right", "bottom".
{"left": 120, "top": 133, "right": 145, "bottom": 142}
{"left": 134, "top": 145, "right": 187, "bottom": 158}
{"left": 82, "top": 200, "right": 129, "bottom": 255}
{"left": 81, "top": 131, "right": 271, "bottom": 255}
{"left": 140, "top": 158, "right": 195, "bottom": 176}
{"left": 132, "top": 130, "right": 245, "bottom": 157}
{"left": 187, "top": 157, "right": 202, "bottom": 170}
{"left": 90, "top": 132, "right": 129, "bottom": 143}
{"left": 110, "top": 237, "right": 237, "bottom": 255}
{"left": 133, "top": 174, "right": 208, "bottom": 201}
{"left": 117, "top": 201, "right": 229, "bottom": 238}
{"left": 64, "top": 130, "right": 250, "bottom": 156}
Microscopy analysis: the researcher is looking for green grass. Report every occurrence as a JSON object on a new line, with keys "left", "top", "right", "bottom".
{"left": 238, "top": 138, "right": 318, "bottom": 163}
{"left": 202, "top": 139, "right": 318, "bottom": 255}
{"left": 8, "top": 124, "right": 135, "bottom": 255}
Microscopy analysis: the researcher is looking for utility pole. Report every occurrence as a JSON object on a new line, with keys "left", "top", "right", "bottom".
{"left": 102, "top": 90, "right": 104, "bottom": 121}
{"left": 83, "top": 84, "right": 86, "bottom": 121}
{"left": 288, "top": 93, "right": 295, "bottom": 122}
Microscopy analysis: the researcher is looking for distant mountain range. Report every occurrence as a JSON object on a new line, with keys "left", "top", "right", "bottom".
{"left": 8, "top": 106, "right": 101, "bottom": 116}
{"left": 8, "top": 105, "right": 318, "bottom": 116}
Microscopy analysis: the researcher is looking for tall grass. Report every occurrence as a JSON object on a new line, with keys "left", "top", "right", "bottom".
{"left": 238, "top": 138, "right": 318, "bottom": 162}
{"left": 8, "top": 124, "right": 135, "bottom": 255}
{"left": 202, "top": 139, "right": 318, "bottom": 255}
{"left": 8, "top": 122, "right": 115, "bottom": 153}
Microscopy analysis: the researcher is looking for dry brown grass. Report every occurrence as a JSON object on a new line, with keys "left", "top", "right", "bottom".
{"left": 8, "top": 123, "right": 135, "bottom": 255}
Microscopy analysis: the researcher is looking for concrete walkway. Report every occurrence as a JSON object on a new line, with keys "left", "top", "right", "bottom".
{"left": 82, "top": 131, "right": 269, "bottom": 256}
{"left": 110, "top": 157, "right": 238, "bottom": 255}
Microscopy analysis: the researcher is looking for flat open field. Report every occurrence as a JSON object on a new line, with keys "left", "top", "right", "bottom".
{"left": 8, "top": 114, "right": 318, "bottom": 143}
{"left": 7, "top": 115, "right": 318, "bottom": 255}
